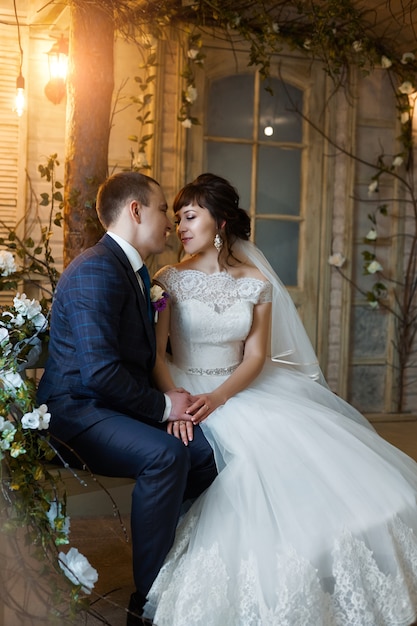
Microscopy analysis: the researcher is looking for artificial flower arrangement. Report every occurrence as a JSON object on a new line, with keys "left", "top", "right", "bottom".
{"left": 150, "top": 283, "right": 169, "bottom": 322}
{"left": 0, "top": 279, "right": 99, "bottom": 620}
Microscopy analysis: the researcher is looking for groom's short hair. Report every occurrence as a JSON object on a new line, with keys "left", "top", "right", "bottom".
{"left": 96, "top": 171, "right": 160, "bottom": 228}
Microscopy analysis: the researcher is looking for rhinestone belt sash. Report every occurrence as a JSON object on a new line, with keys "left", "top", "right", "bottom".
{"left": 186, "top": 364, "right": 238, "bottom": 376}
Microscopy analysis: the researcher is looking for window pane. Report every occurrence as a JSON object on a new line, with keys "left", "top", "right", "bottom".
{"left": 207, "top": 75, "right": 254, "bottom": 139}
{"left": 259, "top": 78, "right": 303, "bottom": 143}
{"left": 206, "top": 142, "right": 252, "bottom": 209}
{"left": 257, "top": 146, "right": 301, "bottom": 215}
{"left": 255, "top": 219, "right": 299, "bottom": 285}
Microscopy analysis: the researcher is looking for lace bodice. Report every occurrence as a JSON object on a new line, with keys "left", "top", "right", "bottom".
{"left": 155, "top": 267, "right": 272, "bottom": 375}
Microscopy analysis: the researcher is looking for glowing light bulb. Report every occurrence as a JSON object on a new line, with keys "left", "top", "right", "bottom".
{"left": 15, "top": 74, "right": 25, "bottom": 117}
{"left": 264, "top": 125, "right": 274, "bottom": 137}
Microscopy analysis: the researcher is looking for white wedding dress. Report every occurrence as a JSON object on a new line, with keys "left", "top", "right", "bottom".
{"left": 144, "top": 265, "right": 417, "bottom": 626}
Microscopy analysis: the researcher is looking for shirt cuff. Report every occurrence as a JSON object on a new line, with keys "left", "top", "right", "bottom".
{"left": 161, "top": 393, "right": 172, "bottom": 422}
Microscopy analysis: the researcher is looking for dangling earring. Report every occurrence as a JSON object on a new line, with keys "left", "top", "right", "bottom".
{"left": 214, "top": 233, "right": 223, "bottom": 252}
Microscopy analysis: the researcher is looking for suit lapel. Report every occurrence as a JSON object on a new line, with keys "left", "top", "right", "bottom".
{"left": 100, "top": 234, "right": 156, "bottom": 349}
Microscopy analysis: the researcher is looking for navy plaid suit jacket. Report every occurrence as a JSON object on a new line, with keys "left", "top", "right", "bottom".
{"left": 37, "top": 233, "right": 166, "bottom": 442}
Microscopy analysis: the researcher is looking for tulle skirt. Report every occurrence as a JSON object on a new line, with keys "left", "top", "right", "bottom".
{"left": 144, "top": 362, "right": 417, "bottom": 626}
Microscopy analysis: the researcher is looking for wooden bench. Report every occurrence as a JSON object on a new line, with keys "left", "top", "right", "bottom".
{"left": 46, "top": 464, "right": 135, "bottom": 517}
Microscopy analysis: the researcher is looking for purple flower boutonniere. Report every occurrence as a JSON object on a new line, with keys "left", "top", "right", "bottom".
{"left": 150, "top": 285, "right": 169, "bottom": 322}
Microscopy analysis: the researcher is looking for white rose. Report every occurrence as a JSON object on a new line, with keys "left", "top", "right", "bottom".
{"left": 187, "top": 49, "right": 199, "bottom": 60}
{"left": 303, "top": 38, "right": 311, "bottom": 50}
{"left": 369, "top": 300, "right": 379, "bottom": 309}
{"left": 185, "top": 85, "right": 197, "bottom": 104}
{"left": 393, "top": 155, "right": 403, "bottom": 167}
{"left": 328, "top": 253, "right": 346, "bottom": 268}
{"left": 181, "top": 118, "right": 192, "bottom": 129}
{"left": 401, "top": 52, "right": 415, "bottom": 64}
{"left": 401, "top": 111, "right": 410, "bottom": 124}
{"left": 368, "top": 180, "right": 378, "bottom": 194}
{"left": 399, "top": 81, "right": 415, "bottom": 95}
{"left": 150, "top": 285, "right": 164, "bottom": 302}
{"left": 365, "top": 229, "right": 377, "bottom": 240}
{"left": 21, "top": 411, "right": 40, "bottom": 430}
{"left": 381, "top": 55, "right": 392, "bottom": 68}
{"left": 1, "top": 370, "right": 24, "bottom": 390}
{"left": 13, "top": 293, "right": 43, "bottom": 321}
{"left": 21, "top": 404, "right": 51, "bottom": 430}
{"left": 38, "top": 404, "right": 51, "bottom": 430}
{"left": 0, "top": 251, "right": 17, "bottom": 276}
{"left": 352, "top": 40, "right": 362, "bottom": 52}
{"left": 58, "top": 548, "right": 98, "bottom": 594}
{"left": 0, "top": 327, "right": 10, "bottom": 344}
{"left": 367, "top": 260, "right": 383, "bottom": 274}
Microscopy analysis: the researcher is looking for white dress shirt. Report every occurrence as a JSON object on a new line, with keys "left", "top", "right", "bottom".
{"left": 107, "top": 231, "right": 171, "bottom": 421}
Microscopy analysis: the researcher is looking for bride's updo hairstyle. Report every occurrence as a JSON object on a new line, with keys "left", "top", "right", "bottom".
{"left": 173, "top": 173, "right": 251, "bottom": 266}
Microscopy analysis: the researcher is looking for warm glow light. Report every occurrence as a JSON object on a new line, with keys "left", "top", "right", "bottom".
{"left": 45, "top": 36, "right": 68, "bottom": 105}
{"left": 264, "top": 125, "right": 274, "bottom": 136}
{"left": 15, "top": 74, "right": 25, "bottom": 117}
{"left": 49, "top": 48, "right": 68, "bottom": 80}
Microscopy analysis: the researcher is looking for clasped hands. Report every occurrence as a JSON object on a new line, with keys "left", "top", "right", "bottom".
{"left": 166, "top": 387, "right": 212, "bottom": 445}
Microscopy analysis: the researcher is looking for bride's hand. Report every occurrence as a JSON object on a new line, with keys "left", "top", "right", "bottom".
{"left": 187, "top": 394, "right": 215, "bottom": 424}
{"left": 167, "top": 419, "right": 194, "bottom": 445}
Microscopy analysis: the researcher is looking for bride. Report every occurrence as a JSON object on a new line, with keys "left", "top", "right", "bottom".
{"left": 144, "top": 173, "right": 417, "bottom": 626}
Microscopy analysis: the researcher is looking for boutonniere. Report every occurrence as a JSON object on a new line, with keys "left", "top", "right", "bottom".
{"left": 150, "top": 284, "right": 169, "bottom": 323}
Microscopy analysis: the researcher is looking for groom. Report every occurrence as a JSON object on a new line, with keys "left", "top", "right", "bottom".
{"left": 37, "top": 171, "right": 217, "bottom": 625}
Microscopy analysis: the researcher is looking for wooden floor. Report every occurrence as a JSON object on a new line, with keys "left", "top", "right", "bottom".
{"left": 2, "top": 417, "right": 417, "bottom": 625}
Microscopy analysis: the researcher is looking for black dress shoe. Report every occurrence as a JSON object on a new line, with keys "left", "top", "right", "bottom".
{"left": 126, "top": 591, "right": 149, "bottom": 626}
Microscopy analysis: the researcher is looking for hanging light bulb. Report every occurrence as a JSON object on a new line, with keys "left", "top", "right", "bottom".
{"left": 15, "top": 73, "right": 25, "bottom": 117}
{"left": 13, "top": 0, "right": 25, "bottom": 117}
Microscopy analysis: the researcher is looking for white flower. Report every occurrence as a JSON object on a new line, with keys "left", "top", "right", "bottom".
{"left": 393, "top": 155, "right": 403, "bottom": 167}
{"left": 1, "top": 422, "right": 16, "bottom": 449}
{"left": 369, "top": 300, "right": 379, "bottom": 309}
{"left": 272, "top": 22, "right": 280, "bottom": 33}
{"left": 1, "top": 370, "right": 25, "bottom": 391}
{"left": 365, "top": 229, "right": 377, "bottom": 240}
{"left": 187, "top": 49, "right": 199, "bottom": 60}
{"left": 368, "top": 180, "right": 378, "bottom": 194}
{"left": 150, "top": 285, "right": 164, "bottom": 302}
{"left": 381, "top": 55, "right": 392, "bottom": 68}
{"left": 133, "top": 151, "right": 149, "bottom": 169}
{"left": 47, "top": 501, "right": 70, "bottom": 538}
{"left": 328, "top": 253, "right": 346, "bottom": 268}
{"left": 0, "top": 327, "right": 10, "bottom": 344}
{"left": 13, "top": 293, "right": 47, "bottom": 332}
{"left": 399, "top": 81, "right": 415, "bottom": 95}
{"left": 352, "top": 40, "right": 362, "bottom": 52}
{"left": 14, "top": 293, "right": 40, "bottom": 320}
{"left": 181, "top": 118, "right": 192, "bottom": 128}
{"left": 367, "top": 260, "right": 383, "bottom": 274}
{"left": 21, "top": 404, "right": 51, "bottom": 430}
{"left": 401, "top": 111, "right": 410, "bottom": 124}
{"left": 303, "top": 38, "right": 312, "bottom": 50}
{"left": 58, "top": 548, "right": 98, "bottom": 594}
{"left": 401, "top": 52, "right": 415, "bottom": 64}
{"left": 185, "top": 85, "right": 197, "bottom": 103}
{"left": 0, "top": 251, "right": 17, "bottom": 276}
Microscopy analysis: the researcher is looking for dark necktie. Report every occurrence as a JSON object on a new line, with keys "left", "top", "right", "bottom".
{"left": 137, "top": 264, "right": 153, "bottom": 322}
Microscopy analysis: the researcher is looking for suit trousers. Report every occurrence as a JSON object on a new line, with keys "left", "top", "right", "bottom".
{"left": 64, "top": 414, "right": 217, "bottom": 601}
